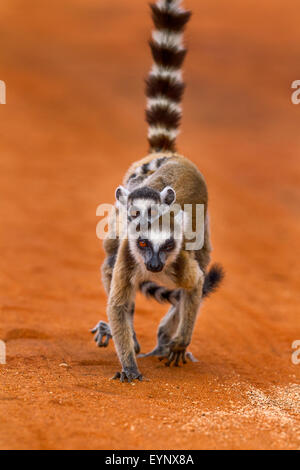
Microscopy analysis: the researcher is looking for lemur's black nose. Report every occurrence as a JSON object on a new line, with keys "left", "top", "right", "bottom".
{"left": 146, "top": 261, "right": 163, "bottom": 273}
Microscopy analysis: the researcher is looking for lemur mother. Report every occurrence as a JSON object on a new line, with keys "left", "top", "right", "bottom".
{"left": 91, "top": 0, "right": 224, "bottom": 382}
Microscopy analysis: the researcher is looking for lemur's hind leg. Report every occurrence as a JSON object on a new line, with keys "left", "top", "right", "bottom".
{"left": 138, "top": 303, "right": 199, "bottom": 363}
{"left": 138, "top": 305, "right": 179, "bottom": 358}
{"left": 164, "top": 277, "right": 204, "bottom": 367}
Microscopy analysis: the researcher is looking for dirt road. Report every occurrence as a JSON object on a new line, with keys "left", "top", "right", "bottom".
{"left": 0, "top": 0, "right": 299, "bottom": 449}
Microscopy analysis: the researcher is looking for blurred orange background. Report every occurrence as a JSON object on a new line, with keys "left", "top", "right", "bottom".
{"left": 0, "top": 0, "right": 299, "bottom": 450}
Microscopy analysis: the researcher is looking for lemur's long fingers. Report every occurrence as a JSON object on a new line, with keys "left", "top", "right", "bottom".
{"left": 102, "top": 335, "right": 110, "bottom": 347}
{"left": 98, "top": 335, "right": 110, "bottom": 347}
{"left": 112, "top": 371, "right": 143, "bottom": 383}
{"left": 160, "top": 349, "right": 188, "bottom": 367}
{"left": 165, "top": 352, "right": 176, "bottom": 367}
{"left": 94, "top": 331, "right": 107, "bottom": 347}
{"left": 122, "top": 372, "right": 129, "bottom": 383}
{"left": 174, "top": 352, "right": 181, "bottom": 367}
{"left": 94, "top": 332, "right": 102, "bottom": 344}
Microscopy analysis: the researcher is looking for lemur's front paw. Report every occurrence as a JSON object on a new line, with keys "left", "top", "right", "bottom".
{"left": 161, "top": 338, "right": 189, "bottom": 367}
{"left": 112, "top": 367, "right": 143, "bottom": 383}
{"left": 90, "top": 321, "right": 112, "bottom": 347}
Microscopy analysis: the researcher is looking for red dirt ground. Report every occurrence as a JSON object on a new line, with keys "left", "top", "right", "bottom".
{"left": 0, "top": 0, "right": 299, "bottom": 450}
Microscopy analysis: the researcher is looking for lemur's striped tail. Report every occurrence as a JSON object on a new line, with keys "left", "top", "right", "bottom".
{"left": 139, "top": 264, "right": 224, "bottom": 305}
{"left": 146, "top": 0, "right": 191, "bottom": 153}
{"left": 140, "top": 281, "right": 182, "bottom": 305}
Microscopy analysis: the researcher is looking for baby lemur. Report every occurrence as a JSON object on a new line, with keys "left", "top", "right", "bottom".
{"left": 91, "top": 0, "right": 224, "bottom": 382}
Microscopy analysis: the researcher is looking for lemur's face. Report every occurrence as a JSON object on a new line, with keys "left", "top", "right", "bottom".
{"left": 116, "top": 185, "right": 183, "bottom": 272}
{"left": 135, "top": 234, "right": 177, "bottom": 273}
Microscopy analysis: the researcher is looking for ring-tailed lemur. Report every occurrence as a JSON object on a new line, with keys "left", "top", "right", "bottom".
{"left": 91, "top": 0, "right": 224, "bottom": 382}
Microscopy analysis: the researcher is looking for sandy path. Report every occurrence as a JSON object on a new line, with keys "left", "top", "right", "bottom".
{"left": 0, "top": 0, "right": 299, "bottom": 449}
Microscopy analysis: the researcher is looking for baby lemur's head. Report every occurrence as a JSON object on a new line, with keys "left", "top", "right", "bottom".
{"left": 116, "top": 185, "right": 183, "bottom": 273}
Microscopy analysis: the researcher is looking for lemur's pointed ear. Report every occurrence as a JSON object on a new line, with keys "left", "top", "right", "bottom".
{"left": 115, "top": 186, "right": 129, "bottom": 205}
{"left": 160, "top": 186, "right": 176, "bottom": 205}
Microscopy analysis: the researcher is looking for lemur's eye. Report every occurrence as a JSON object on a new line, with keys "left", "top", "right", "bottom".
{"left": 129, "top": 207, "right": 140, "bottom": 219}
{"left": 164, "top": 240, "right": 175, "bottom": 251}
{"left": 138, "top": 240, "right": 147, "bottom": 248}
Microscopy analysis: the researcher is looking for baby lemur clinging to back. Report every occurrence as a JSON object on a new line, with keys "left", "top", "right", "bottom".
{"left": 91, "top": 0, "right": 224, "bottom": 382}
